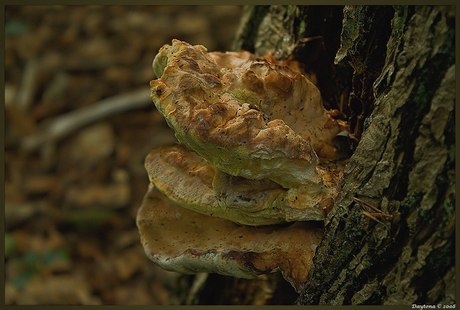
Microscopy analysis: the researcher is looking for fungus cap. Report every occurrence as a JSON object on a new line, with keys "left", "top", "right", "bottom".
{"left": 150, "top": 40, "right": 342, "bottom": 188}
{"left": 136, "top": 184, "right": 324, "bottom": 292}
{"left": 145, "top": 144, "right": 331, "bottom": 226}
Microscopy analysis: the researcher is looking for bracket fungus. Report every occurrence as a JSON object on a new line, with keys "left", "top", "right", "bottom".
{"left": 137, "top": 184, "right": 324, "bottom": 293}
{"left": 138, "top": 39, "right": 349, "bottom": 292}
{"left": 150, "top": 39, "right": 344, "bottom": 188}
{"left": 145, "top": 144, "right": 331, "bottom": 226}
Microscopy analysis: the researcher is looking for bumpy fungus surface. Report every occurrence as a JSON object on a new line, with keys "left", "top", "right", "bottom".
{"left": 137, "top": 184, "right": 324, "bottom": 293}
{"left": 145, "top": 144, "right": 330, "bottom": 226}
{"left": 139, "top": 39, "right": 347, "bottom": 292}
{"left": 150, "top": 39, "right": 342, "bottom": 189}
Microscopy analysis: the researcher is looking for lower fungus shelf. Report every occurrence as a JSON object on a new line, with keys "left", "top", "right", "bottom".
{"left": 136, "top": 184, "right": 324, "bottom": 293}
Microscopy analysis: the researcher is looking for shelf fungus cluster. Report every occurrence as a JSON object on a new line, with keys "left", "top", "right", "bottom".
{"left": 137, "top": 40, "right": 348, "bottom": 292}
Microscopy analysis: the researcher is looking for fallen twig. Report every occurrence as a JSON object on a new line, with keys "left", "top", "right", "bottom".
{"left": 21, "top": 88, "right": 152, "bottom": 151}
{"left": 16, "top": 59, "right": 40, "bottom": 112}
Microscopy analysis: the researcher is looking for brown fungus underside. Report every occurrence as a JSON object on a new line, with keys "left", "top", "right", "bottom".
{"left": 138, "top": 40, "right": 347, "bottom": 293}
{"left": 137, "top": 184, "right": 324, "bottom": 293}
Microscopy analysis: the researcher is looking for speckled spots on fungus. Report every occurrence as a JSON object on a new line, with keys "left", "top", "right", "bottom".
{"left": 137, "top": 184, "right": 324, "bottom": 292}
{"left": 145, "top": 144, "right": 330, "bottom": 226}
{"left": 149, "top": 39, "right": 343, "bottom": 188}
{"left": 137, "top": 39, "right": 348, "bottom": 292}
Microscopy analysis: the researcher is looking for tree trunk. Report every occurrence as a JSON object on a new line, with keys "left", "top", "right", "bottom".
{"left": 193, "top": 5, "right": 455, "bottom": 305}
{"left": 292, "top": 5, "right": 455, "bottom": 305}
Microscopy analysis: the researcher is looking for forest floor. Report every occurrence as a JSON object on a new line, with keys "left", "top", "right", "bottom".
{"left": 4, "top": 5, "right": 243, "bottom": 305}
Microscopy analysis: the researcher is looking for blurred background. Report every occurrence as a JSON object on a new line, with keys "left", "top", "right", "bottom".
{"left": 4, "top": 6, "right": 243, "bottom": 305}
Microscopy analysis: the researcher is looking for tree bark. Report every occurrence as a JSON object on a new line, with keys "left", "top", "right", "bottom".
{"left": 194, "top": 5, "right": 455, "bottom": 305}
{"left": 295, "top": 5, "right": 455, "bottom": 305}
{"left": 233, "top": 5, "right": 455, "bottom": 305}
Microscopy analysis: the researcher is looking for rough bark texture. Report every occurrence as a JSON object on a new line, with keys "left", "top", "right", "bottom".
{"left": 194, "top": 5, "right": 455, "bottom": 305}
{"left": 297, "top": 5, "right": 455, "bottom": 305}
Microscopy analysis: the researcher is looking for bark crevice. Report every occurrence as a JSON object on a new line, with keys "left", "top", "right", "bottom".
{"left": 297, "top": 5, "right": 455, "bottom": 305}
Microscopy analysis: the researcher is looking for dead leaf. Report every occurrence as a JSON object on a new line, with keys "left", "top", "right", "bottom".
{"left": 18, "top": 274, "right": 102, "bottom": 305}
